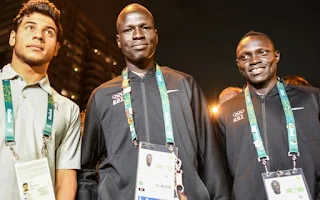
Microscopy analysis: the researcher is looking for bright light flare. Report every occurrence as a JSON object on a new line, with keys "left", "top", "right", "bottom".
{"left": 211, "top": 105, "right": 219, "bottom": 114}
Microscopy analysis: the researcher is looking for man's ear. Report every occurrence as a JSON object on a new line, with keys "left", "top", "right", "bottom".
{"left": 116, "top": 34, "right": 121, "bottom": 49}
{"left": 155, "top": 29, "right": 158, "bottom": 45}
{"left": 275, "top": 50, "right": 280, "bottom": 62}
{"left": 9, "top": 30, "right": 16, "bottom": 47}
{"left": 54, "top": 42, "right": 59, "bottom": 56}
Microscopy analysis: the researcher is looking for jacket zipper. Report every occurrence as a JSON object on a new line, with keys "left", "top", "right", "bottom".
{"left": 260, "top": 95, "right": 270, "bottom": 169}
{"left": 141, "top": 77, "right": 150, "bottom": 142}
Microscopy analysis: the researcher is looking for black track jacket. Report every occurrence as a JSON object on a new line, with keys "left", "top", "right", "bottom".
{"left": 77, "top": 66, "right": 230, "bottom": 200}
{"left": 217, "top": 81, "right": 320, "bottom": 200}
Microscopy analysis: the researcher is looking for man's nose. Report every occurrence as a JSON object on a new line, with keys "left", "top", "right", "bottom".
{"left": 32, "top": 29, "right": 44, "bottom": 42}
{"left": 133, "top": 28, "right": 145, "bottom": 39}
{"left": 249, "top": 54, "right": 261, "bottom": 65}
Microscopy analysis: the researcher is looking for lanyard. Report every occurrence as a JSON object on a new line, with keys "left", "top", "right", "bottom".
{"left": 2, "top": 79, "right": 54, "bottom": 159}
{"left": 244, "top": 81, "right": 299, "bottom": 172}
{"left": 122, "top": 64, "right": 174, "bottom": 148}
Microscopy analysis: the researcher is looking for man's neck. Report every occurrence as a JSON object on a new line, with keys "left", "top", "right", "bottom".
{"left": 126, "top": 60, "right": 154, "bottom": 75}
{"left": 249, "top": 78, "right": 277, "bottom": 95}
{"left": 10, "top": 58, "right": 48, "bottom": 84}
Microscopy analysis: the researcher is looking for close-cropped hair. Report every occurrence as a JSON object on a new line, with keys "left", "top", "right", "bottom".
{"left": 12, "top": 0, "right": 63, "bottom": 41}
{"left": 240, "top": 31, "right": 276, "bottom": 50}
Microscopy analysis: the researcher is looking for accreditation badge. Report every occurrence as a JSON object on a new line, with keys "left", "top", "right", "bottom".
{"left": 15, "top": 158, "right": 55, "bottom": 200}
{"left": 134, "top": 142, "right": 177, "bottom": 200}
{"left": 262, "top": 168, "right": 312, "bottom": 200}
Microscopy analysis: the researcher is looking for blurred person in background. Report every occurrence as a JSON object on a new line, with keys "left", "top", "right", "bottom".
{"left": 283, "top": 75, "right": 311, "bottom": 86}
{"left": 218, "top": 86, "right": 242, "bottom": 105}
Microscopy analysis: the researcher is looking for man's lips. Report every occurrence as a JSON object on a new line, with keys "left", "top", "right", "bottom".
{"left": 131, "top": 44, "right": 148, "bottom": 50}
{"left": 249, "top": 67, "right": 265, "bottom": 72}
{"left": 249, "top": 67, "right": 265, "bottom": 75}
{"left": 27, "top": 45, "right": 44, "bottom": 51}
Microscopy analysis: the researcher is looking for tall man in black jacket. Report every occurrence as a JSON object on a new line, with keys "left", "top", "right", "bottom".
{"left": 216, "top": 31, "right": 320, "bottom": 200}
{"left": 77, "top": 3, "right": 229, "bottom": 200}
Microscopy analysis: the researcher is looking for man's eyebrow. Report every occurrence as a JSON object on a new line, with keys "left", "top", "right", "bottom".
{"left": 22, "top": 21, "right": 36, "bottom": 25}
{"left": 45, "top": 25, "right": 57, "bottom": 32}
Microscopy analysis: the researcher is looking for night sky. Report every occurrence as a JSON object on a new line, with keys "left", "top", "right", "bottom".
{"left": 74, "top": 0, "right": 320, "bottom": 104}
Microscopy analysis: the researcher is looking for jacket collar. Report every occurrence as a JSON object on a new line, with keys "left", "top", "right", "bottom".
{"left": 128, "top": 63, "right": 157, "bottom": 79}
{"left": 245, "top": 77, "right": 287, "bottom": 98}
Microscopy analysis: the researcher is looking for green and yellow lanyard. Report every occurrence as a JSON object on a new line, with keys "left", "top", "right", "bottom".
{"left": 121, "top": 64, "right": 174, "bottom": 147}
{"left": 122, "top": 64, "right": 185, "bottom": 195}
{"left": 244, "top": 81, "right": 299, "bottom": 173}
{"left": 2, "top": 79, "right": 54, "bottom": 160}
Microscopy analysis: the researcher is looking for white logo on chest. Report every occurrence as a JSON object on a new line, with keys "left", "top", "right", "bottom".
{"left": 233, "top": 109, "right": 245, "bottom": 123}
{"left": 112, "top": 91, "right": 124, "bottom": 105}
{"left": 54, "top": 102, "right": 59, "bottom": 111}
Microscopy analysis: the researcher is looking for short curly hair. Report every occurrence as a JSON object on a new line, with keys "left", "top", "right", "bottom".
{"left": 12, "top": 0, "right": 63, "bottom": 41}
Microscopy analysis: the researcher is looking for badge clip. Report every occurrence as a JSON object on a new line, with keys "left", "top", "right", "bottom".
{"left": 6, "top": 141, "right": 19, "bottom": 160}
{"left": 133, "top": 139, "right": 139, "bottom": 149}
{"left": 41, "top": 135, "right": 51, "bottom": 157}
{"left": 9, "top": 144, "right": 19, "bottom": 160}
{"left": 174, "top": 156, "right": 186, "bottom": 199}
{"left": 166, "top": 142, "right": 175, "bottom": 152}
{"left": 288, "top": 152, "right": 299, "bottom": 173}
{"left": 175, "top": 169, "right": 184, "bottom": 193}
{"left": 276, "top": 170, "right": 284, "bottom": 177}
{"left": 258, "top": 156, "right": 270, "bottom": 174}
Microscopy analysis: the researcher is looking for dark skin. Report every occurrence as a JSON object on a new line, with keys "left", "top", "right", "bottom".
{"left": 271, "top": 181, "right": 281, "bottom": 194}
{"left": 236, "top": 35, "right": 280, "bottom": 95}
{"left": 116, "top": 4, "right": 158, "bottom": 74}
{"left": 146, "top": 154, "right": 152, "bottom": 166}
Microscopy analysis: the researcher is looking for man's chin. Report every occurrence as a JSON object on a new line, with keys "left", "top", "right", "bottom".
{"left": 27, "top": 61, "right": 47, "bottom": 67}
{"left": 15, "top": 49, "right": 51, "bottom": 67}
{"left": 127, "top": 57, "right": 154, "bottom": 67}
{"left": 24, "top": 58, "right": 49, "bottom": 67}
{"left": 248, "top": 77, "right": 268, "bottom": 87}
